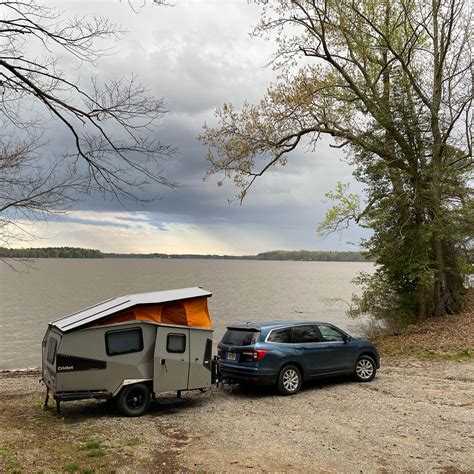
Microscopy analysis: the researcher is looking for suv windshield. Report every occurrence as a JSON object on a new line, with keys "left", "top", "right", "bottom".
{"left": 222, "top": 329, "right": 259, "bottom": 346}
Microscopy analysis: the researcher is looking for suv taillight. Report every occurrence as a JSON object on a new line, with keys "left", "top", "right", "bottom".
{"left": 241, "top": 349, "right": 268, "bottom": 361}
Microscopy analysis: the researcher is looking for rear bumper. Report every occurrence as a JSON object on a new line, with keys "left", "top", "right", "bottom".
{"left": 218, "top": 362, "right": 277, "bottom": 385}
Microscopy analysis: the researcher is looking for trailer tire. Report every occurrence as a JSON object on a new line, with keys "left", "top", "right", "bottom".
{"left": 117, "top": 383, "right": 151, "bottom": 417}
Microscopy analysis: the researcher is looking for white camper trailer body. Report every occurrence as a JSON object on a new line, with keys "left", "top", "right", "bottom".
{"left": 41, "top": 287, "right": 214, "bottom": 416}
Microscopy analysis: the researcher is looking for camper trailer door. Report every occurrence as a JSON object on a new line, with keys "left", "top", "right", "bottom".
{"left": 154, "top": 327, "right": 190, "bottom": 393}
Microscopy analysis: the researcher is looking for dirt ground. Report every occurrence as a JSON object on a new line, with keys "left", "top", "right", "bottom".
{"left": 1, "top": 358, "right": 473, "bottom": 473}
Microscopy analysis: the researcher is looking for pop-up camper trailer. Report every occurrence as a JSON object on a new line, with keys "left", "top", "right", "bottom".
{"left": 41, "top": 287, "right": 214, "bottom": 416}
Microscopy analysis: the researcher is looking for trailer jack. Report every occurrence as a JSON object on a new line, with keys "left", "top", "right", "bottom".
{"left": 42, "top": 386, "right": 61, "bottom": 414}
{"left": 43, "top": 387, "right": 49, "bottom": 410}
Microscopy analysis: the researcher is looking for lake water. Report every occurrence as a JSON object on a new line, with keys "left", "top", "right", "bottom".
{"left": 0, "top": 259, "right": 374, "bottom": 370}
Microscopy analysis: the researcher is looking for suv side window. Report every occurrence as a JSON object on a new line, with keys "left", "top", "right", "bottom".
{"left": 267, "top": 327, "right": 292, "bottom": 343}
{"left": 317, "top": 324, "right": 345, "bottom": 342}
{"left": 292, "top": 325, "right": 321, "bottom": 343}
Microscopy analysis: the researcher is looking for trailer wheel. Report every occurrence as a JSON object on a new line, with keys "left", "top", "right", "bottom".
{"left": 117, "top": 383, "right": 151, "bottom": 417}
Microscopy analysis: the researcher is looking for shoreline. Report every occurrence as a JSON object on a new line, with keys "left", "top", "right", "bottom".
{"left": 0, "top": 368, "right": 41, "bottom": 377}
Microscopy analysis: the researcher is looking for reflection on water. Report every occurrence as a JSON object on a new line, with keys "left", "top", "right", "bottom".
{"left": 0, "top": 259, "right": 374, "bottom": 369}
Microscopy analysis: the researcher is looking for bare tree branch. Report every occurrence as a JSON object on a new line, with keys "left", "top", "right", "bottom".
{"left": 0, "top": 0, "right": 176, "bottom": 247}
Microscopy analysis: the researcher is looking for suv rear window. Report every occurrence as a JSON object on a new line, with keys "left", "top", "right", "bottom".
{"left": 222, "top": 329, "right": 259, "bottom": 346}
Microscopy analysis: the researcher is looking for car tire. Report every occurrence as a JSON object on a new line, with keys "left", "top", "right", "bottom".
{"left": 277, "top": 365, "right": 302, "bottom": 395}
{"left": 354, "top": 355, "right": 377, "bottom": 382}
{"left": 117, "top": 383, "right": 151, "bottom": 417}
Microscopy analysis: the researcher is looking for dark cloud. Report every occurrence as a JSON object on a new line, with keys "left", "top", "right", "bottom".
{"left": 33, "top": 0, "right": 369, "bottom": 252}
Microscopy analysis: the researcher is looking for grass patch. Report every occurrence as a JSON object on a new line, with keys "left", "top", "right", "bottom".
{"left": 79, "top": 440, "right": 106, "bottom": 458}
{"left": 64, "top": 461, "right": 81, "bottom": 472}
{"left": 125, "top": 437, "right": 140, "bottom": 447}
{"left": 0, "top": 444, "right": 22, "bottom": 473}
{"left": 86, "top": 448, "right": 106, "bottom": 458}
{"left": 82, "top": 441, "right": 101, "bottom": 450}
{"left": 0, "top": 445, "right": 9, "bottom": 456}
{"left": 63, "top": 461, "right": 95, "bottom": 473}
{"left": 416, "top": 349, "right": 472, "bottom": 361}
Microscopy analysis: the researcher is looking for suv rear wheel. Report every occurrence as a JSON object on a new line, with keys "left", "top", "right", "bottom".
{"left": 277, "top": 365, "right": 302, "bottom": 395}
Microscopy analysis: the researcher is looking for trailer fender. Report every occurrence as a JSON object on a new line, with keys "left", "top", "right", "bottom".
{"left": 112, "top": 379, "right": 152, "bottom": 397}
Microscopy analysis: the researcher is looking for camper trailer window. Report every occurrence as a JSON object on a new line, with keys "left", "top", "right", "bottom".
{"left": 105, "top": 328, "right": 143, "bottom": 356}
{"left": 46, "top": 338, "right": 57, "bottom": 364}
{"left": 167, "top": 333, "right": 186, "bottom": 353}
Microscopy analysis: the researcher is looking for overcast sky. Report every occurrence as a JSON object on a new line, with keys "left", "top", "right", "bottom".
{"left": 19, "top": 0, "right": 368, "bottom": 254}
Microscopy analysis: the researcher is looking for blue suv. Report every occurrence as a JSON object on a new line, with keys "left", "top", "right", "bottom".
{"left": 218, "top": 321, "right": 380, "bottom": 395}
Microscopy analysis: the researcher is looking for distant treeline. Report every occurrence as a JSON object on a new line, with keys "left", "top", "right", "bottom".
{"left": 0, "top": 247, "right": 103, "bottom": 259}
{"left": 102, "top": 253, "right": 251, "bottom": 260}
{"left": 1, "top": 247, "right": 369, "bottom": 262}
{"left": 255, "top": 250, "right": 369, "bottom": 262}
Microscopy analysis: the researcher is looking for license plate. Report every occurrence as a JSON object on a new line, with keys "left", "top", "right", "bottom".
{"left": 227, "top": 352, "right": 237, "bottom": 361}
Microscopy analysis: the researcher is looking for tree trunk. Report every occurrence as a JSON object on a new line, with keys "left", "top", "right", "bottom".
{"left": 432, "top": 236, "right": 446, "bottom": 316}
{"left": 418, "top": 284, "right": 428, "bottom": 321}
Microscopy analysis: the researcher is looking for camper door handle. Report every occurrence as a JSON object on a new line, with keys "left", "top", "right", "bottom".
{"left": 160, "top": 358, "right": 166, "bottom": 365}
{"left": 195, "top": 358, "right": 199, "bottom": 361}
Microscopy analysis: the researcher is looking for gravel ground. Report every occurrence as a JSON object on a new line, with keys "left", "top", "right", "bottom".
{"left": 1, "top": 359, "right": 473, "bottom": 473}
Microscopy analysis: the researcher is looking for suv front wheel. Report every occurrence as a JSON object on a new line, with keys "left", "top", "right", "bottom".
{"left": 277, "top": 365, "right": 302, "bottom": 395}
{"left": 354, "top": 355, "right": 376, "bottom": 382}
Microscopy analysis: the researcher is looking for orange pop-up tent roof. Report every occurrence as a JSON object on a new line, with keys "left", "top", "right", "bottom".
{"left": 97, "top": 296, "right": 212, "bottom": 328}
{"left": 99, "top": 297, "right": 212, "bottom": 328}
{"left": 51, "top": 287, "right": 213, "bottom": 333}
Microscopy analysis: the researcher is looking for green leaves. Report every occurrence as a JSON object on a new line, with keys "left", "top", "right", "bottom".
{"left": 317, "top": 182, "right": 362, "bottom": 236}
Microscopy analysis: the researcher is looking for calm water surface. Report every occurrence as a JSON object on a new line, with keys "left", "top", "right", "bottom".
{"left": 0, "top": 259, "right": 374, "bottom": 369}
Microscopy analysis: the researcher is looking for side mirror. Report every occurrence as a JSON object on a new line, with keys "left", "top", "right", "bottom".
{"left": 343, "top": 334, "right": 352, "bottom": 343}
